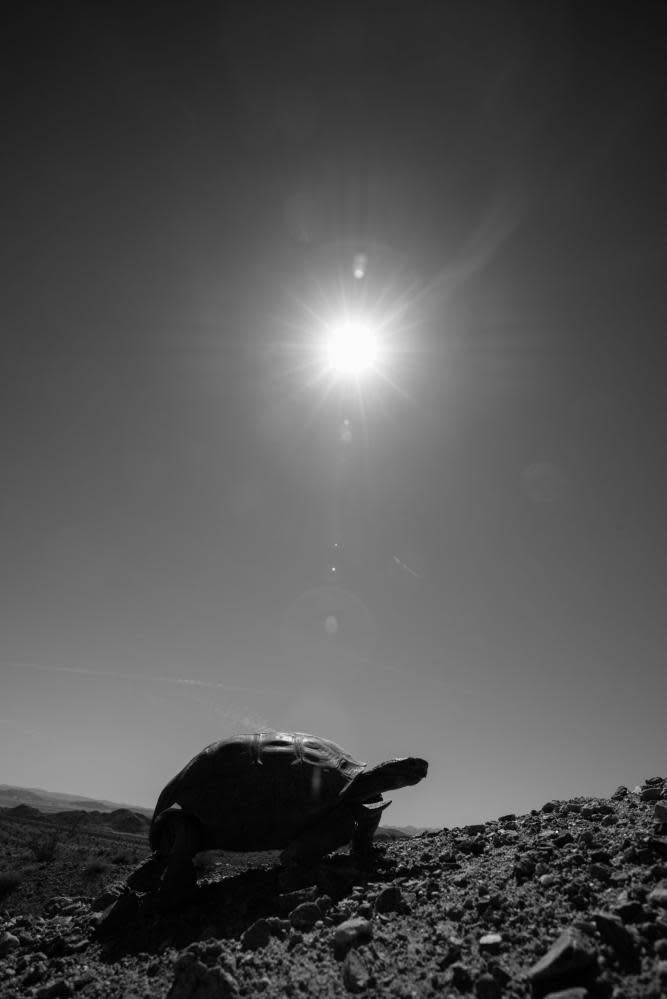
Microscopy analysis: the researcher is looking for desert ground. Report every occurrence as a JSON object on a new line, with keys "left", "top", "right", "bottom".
{"left": 1, "top": 777, "right": 666, "bottom": 998}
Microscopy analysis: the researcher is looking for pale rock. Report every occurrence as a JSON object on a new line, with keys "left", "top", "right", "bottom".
{"left": 334, "top": 918, "right": 373, "bottom": 960}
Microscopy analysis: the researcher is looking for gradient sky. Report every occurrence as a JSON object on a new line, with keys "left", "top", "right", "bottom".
{"left": 1, "top": 2, "right": 665, "bottom": 828}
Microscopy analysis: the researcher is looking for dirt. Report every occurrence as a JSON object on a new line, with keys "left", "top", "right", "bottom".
{"left": 1, "top": 777, "right": 666, "bottom": 998}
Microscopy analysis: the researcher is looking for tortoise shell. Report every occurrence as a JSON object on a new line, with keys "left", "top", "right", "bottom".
{"left": 151, "top": 731, "right": 367, "bottom": 851}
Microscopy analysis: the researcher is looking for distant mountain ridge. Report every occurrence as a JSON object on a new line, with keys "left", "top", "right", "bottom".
{"left": 0, "top": 784, "right": 434, "bottom": 838}
{"left": 0, "top": 784, "right": 153, "bottom": 817}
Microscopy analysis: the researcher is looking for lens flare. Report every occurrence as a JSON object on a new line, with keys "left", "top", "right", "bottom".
{"left": 325, "top": 319, "right": 380, "bottom": 376}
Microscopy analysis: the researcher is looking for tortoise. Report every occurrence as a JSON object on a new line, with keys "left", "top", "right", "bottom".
{"left": 135, "top": 731, "right": 427, "bottom": 892}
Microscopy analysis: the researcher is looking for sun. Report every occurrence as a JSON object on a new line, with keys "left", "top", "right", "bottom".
{"left": 325, "top": 318, "right": 381, "bottom": 377}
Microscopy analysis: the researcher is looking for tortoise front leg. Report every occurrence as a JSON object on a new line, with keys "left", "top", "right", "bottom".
{"left": 280, "top": 805, "right": 356, "bottom": 866}
{"left": 351, "top": 800, "right": 391, "bottom": 857}
{"left": 149, "top": 807, "right": 202, "bottom": 899}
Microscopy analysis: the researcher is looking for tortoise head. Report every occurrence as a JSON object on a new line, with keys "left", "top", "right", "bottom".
{"left": 379, "top": 756, "right": 428, "bottom": 789}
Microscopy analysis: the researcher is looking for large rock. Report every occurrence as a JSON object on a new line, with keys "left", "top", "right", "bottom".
{"left": 168, "top": 952, "right": 238, "bottom": 999}
{"left": 527, "top": 928, "right": 598, "bottom": 997}
{"left": 333, "top": 918, "right": 373, "bottom": 961}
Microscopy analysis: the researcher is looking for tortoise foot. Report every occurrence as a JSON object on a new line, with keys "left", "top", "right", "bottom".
{"left": 126, "top": 855, "right": 166, "bottom": 893}
{"left": 158, "top": 855, "right": 198, "bottom": 902}
{"left": 277, "top": 861, "right": 318, "bottom": 892}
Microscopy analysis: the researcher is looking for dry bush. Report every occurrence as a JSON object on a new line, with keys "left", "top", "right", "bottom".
{"left": 83, "top": 859, "right": 111, "bottom": 879}
{"left": 27, "top": 831, "right": 61, "bottom": 862}
{"left": 0, "top": 870, "right": 23, "bottom": 900}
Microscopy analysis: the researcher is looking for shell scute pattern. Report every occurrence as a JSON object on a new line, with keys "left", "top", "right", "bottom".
{"left": 163, "top": 732, "right": 364, "bottom": 850}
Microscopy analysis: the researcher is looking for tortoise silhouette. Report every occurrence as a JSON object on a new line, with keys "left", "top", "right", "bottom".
{"left": 134, "top": 731, "right": 427, "bottom": 892}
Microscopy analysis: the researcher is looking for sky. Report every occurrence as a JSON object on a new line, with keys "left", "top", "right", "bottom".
{"left": 1, "top": 1, "right": 665, "bottom": 829}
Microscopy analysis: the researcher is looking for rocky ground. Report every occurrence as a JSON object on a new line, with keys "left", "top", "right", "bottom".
{"left": 1, "top": 777, "right": 667, "bottom": 998}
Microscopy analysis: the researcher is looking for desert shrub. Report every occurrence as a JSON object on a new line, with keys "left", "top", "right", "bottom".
{"left": 0, "top": 870, "right": 23, "bottom": 900}
{"left": 27, "top": 831, "right": 61, "bottom": 862}
{"left": 83, "top": 860, "right": 111, "bottom": 879}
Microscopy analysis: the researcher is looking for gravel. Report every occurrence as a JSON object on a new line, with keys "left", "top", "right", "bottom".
{"left": 1, "top": 775, "right": 667, "bottom": 997}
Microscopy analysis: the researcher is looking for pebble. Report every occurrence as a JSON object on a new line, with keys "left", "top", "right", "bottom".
{"left": 0, "top": 931, "right": 20, "bottom": 957}
{"left": 648, "top": 885, "right": 667, "bottom": 909}
{"left": 342, "top": 950, "right": 370, "bottom": 993}
{"left": 448, "top": 962, "right": 472, "bottom": 991}
{"left": 474, "top": 971, "right": 501, "bottom": 998}
{"left": 541, "top": 989, "right": 589, "bottom": 999}
{"left": 479, "top": 933, "right": 502, "bottom": 954}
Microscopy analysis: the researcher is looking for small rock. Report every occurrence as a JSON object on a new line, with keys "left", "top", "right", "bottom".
{"left": 287, "top": 929, "right": 303, "bottom": 951}
{"left": 474, "top": 971, "right": 501, "bottom": 998}
{"left": 654, "top": 802, "right": 667, "bottom": 823}
{"left": 479, "top": 933, "right": 502, "bottom": 955}
{"left": 374, "top": 885, "right": 404, "bottom": 914}
{"left": 333, "top": 918, "right": 373, "bottom": 961}
{"left": 241, "top": 919, "right": 271, "bottom": 951}
{"left": 528, "top": 927, "right": 598, "bottom": 996}
{"left": 265, "top": 917, "right": 290, "bottom": 939}
{"left": 614, "top": 901, "right": 645, "bottom": 924}
{"left": 588, "top": 863, "right": 612, "bottom": 883}
{"left": 541, "top": 990, "right": 589, "bottom": 999}
{"left": 448, "top": 962, "right": 473, "bottom": 991}
{"left": 657, "top": 961, "right": 667, "bottom": 988}
{"left": 35, "top": 979, "right": 72, "bottom": 999}
{"left": 611, "top": 786, "right": 628, "bottom": 800}
{"left": 289, "top": 902, "right": 321, "bottom": 931}
{"left": 649, "top": 837, "right": 667, "bottom": 859}
{"left": 0, "top": 931, "right": 20, "bottom": 957}
{"left": 593, "top": 912, "right": 638, "bottom": 964}
{"left": 641, "top": 787, "right": 664, "bottom": 801}
{"left": 648, "top": 885, "right": 667, "bottom": 909}
{"left": 44, "top": 897, "right": 73, "bottom": 915}
{"left": 342, "top": 950, "right": 370, "bottom": 993}
{"left": 72, "top": 970, "right": 96, "bottom": 989}
{"left": 22, "top": 962, "right": 48, "bottom": 987}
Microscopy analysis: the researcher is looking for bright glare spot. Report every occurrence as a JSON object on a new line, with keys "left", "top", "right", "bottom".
{"left": 353, "top": 253, "right": 367, "bottom": 280}
{"left": 324, "top": 615, "right": 338, "bottom": 635}
{"left": 326, "top": 320, "right": 380, "bottom": 376}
